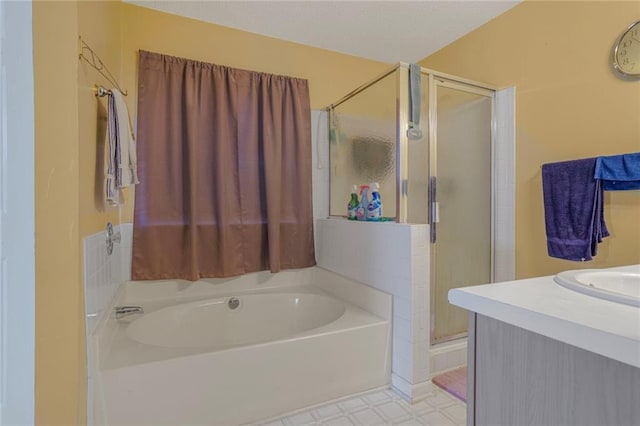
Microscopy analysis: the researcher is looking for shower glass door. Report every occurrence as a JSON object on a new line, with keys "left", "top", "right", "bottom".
{"left": 329, "top": 70, "right": 398, "bottom": 219}
{"left": 430, "top": 78, "right": 494, "bottom": 344}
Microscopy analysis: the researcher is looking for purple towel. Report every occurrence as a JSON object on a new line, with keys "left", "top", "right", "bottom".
{"left": 541, "top": 158, "right": 609, "bottom": 261}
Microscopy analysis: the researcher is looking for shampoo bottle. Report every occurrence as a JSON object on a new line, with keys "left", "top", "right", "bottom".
{"left": 347, "top": 185, "right": 359, "bottom": 220}
{"left": 367, "top": 182, "right": 383, "bottom": 221}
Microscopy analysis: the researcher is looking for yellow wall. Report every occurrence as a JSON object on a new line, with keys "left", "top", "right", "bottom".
{"left": 35, "top": 1, "right": 126, "bottom": 423}
{"left": 33, "top": 2, "right": 389, "bottom": 424}
{"left": 33, "top": 2, "right": 84, "bottom": 424}
{"left": 120, "top": 3, "right": 390, "bottom": 110}
{"left": 420, "top": 0, "right": 640, "bottom": 278}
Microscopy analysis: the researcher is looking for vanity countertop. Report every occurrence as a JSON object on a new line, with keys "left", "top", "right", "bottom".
{"left": 449, "top": 264, "right": 640, "bottom": 368}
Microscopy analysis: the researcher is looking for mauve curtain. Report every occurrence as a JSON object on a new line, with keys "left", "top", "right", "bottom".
{"left": 132, "top": 51, "right": 315, "bottom": 280}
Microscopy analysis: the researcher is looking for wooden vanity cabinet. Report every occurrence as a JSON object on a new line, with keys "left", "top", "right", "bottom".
{"left": 465, "top": 313, "right": 640, "bottom": 426}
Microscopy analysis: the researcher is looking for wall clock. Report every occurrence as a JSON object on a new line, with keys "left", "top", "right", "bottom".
{"left": 613, "top": 20, "right": 640, "bottom": 79}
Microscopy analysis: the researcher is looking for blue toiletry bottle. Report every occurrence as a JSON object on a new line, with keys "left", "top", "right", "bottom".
{"left": 356, "top": 185, "right": 369, "bottom": 221}
{"left": 367, "top": 182, "right": 383, "bottom": 221}
{"left": 347, "top": 185, "right": 359, "bottom": 220}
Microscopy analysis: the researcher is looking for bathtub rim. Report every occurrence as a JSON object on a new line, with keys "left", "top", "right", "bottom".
{"left": 123, "top": 289, "right": 349, "bottom": 351}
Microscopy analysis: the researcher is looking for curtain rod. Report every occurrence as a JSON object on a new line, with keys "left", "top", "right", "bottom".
{"left": 78, "top": 36, "right": 128, "bottom": 96}
{"left": 325, "top": 63, "right": 407, "bottom": 111}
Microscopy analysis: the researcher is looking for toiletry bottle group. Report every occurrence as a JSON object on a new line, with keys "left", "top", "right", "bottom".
{"left": 347, "top": 183, "right": 383, "bottom": 221}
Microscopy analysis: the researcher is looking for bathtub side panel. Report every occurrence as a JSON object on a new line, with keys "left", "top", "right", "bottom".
{"left": 100, "top": 323, "right": 390, "bottom": 425}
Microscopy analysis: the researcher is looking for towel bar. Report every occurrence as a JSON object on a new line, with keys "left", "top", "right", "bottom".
{"left": 93, "top": 85, "right": 111, "bottom": 98}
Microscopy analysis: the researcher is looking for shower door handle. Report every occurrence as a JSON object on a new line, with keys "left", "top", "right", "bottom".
{"left": 429, "top": 176, "right": 437, "bottom": 243}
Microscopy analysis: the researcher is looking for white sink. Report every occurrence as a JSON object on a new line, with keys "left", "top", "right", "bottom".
{"left": 554, "top": 267, "right": 640, "bottom": 307}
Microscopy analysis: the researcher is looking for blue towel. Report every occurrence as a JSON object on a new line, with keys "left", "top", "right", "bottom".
{"left": 594, "top": 152, "right": 640, "bottom": 190}
{"left": 542, "top": 158, "right": 609, "bottom": 261}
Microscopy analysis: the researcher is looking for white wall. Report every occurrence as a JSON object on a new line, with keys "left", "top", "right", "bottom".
{"left": 494, "top": 87, "right": 516, "bottom": 283}
{"left": 0, "top": 1, "right": 36, "bottom": 424}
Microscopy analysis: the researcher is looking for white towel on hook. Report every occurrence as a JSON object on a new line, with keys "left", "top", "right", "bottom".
{"left": 106, "top": 88, "right": 139, "bottom": 205}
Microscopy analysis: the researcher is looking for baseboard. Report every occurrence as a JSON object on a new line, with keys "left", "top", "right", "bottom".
{"left": 391, "top": 374, "right": 435, "bottom": 404}
{"left": 430, "top": 338, "right": 467, "bottom": 377}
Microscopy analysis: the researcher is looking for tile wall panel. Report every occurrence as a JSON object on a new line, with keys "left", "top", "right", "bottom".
{"left": 317, "top": 219, "right": 431, "bottom": 400}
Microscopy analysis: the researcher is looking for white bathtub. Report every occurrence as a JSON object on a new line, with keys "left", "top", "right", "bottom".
{"left": 92, "top": 267, "right": 391, "bottom": 425}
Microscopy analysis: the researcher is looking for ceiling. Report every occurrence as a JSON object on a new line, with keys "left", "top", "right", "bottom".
{"left": 126, "top": 1, "right": 522, "bottom": 63}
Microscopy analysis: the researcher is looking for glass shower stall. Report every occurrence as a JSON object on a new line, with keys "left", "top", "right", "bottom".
{"left": 328, "top": 63, "right": 496, "bottom": 344}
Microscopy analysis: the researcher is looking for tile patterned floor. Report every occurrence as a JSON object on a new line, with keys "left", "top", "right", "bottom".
{"left": 256, "top": 382, "right": 466, "bottom": 426}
